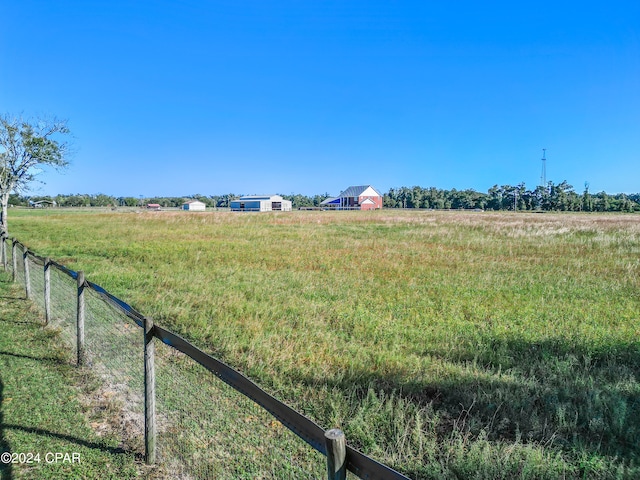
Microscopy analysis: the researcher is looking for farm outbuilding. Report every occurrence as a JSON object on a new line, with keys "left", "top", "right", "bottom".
{"left": 30, "top": 200, "right": 57, "bottom": 208}
{"left": 182, "top": 200, "right": 206, "bottom": 211}
{"left": 230, "top": 195, "right": 292, "bottom": 212}
{"left": 320, "top": 185, "right": 383, "bottom": 210}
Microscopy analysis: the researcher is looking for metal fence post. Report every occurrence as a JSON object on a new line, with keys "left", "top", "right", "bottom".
{"left": 325, "top": 429, "right": 347, "bottom": 480}
{"left": 12, "top": 240, "right": 17, "bottom": 282}
{"left": 77, "top": 271, "right": 86, "bottom": 366}
{"left": 23, "top": 248, "right": 31, "bottom": 299}
{"left": 44, "top": 258, "right": 51, "bottom": 325}
{"left": 144, "top": 316, "right": 157, "bottom": 464}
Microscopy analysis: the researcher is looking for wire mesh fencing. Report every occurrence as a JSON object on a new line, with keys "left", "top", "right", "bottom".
{"left": 153, "top": 340, "right": 326, "bottom": 479}
{"left": 9, "top": 247, "right": 146, "bottom": 453}
{"left": 3, "top": 237, "right": 409, "bottom": 480}
{"left": 12, "top": 241, "right": 25, "bottom": 286}
{"left": 25, "top": 252, "right": 45, "bottom": 309}
{"left": 48, "top": 261, "right": 81, "bottom": 351}
{"left": 83, "top": 286, "right": 146, "bottom": 453}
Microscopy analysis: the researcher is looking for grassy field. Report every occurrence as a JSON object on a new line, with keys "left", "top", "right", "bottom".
{"left": 6, "top": 208, "right": 640, "bottom": 479}
{"left": 0, "top": 271, "right": 140, "bottom": 479}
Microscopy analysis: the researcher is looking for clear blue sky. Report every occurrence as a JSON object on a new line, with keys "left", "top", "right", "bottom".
{"left": 2, "top": 1, "right": 639, "bottom": 197}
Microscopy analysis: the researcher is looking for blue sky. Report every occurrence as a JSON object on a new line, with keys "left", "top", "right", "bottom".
{"left": 1, "top": 1, "right": 639, "bottom": 197}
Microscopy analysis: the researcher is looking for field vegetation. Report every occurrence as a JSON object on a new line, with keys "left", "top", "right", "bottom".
{"left": 8, "top": 208, "right": 640, "bottom": 479}
{"left": 0, "top": 272, "right": 140, "bottom": 479}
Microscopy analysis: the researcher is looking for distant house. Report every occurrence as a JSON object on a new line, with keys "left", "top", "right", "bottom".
{"left": 30, "top": 200, "right": 57, "bottom": 208}
{"left": 320, "top": 185, "right": 383, "bottom": 210}
{"left": 230, "top": 195, "right": 292, "bottom": 212}
{"left": 146, "top": 204, "right": 162, "bottom": 211}
{"left": 182, "top": 200, "right": 206, "bottom": 211}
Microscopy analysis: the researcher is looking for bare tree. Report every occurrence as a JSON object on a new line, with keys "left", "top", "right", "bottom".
{"left": 0, "top": 114, "right": 71, "bottom": 235}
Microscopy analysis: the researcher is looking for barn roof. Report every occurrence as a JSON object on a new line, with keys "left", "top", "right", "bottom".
{"left": 238, "top": 194, "right": 283, "bottom": 201}
{"left": 338, "top": 185, "right": 382, "bottom": 198}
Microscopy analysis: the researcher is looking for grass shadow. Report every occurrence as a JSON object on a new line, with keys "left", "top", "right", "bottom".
{"left": 287, "top": 336, "right": 640, "bottom": 465}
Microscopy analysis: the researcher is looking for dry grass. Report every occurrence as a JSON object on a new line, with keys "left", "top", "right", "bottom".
{"left": 8, "top": 208, "right": 640, "bottom": 479}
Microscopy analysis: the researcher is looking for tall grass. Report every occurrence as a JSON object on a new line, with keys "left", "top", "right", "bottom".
{"left": 9, "top": 209, "right": 640, "bottom": 478}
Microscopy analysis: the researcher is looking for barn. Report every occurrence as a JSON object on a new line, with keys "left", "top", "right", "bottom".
{"left": 182, "top": 200, "right": 206, "bottom": 211}
{"left": 230, "top": 195, "right": 292, "bottom": 212}
{"left": 30, "top": 200, "right": 57, "bottom": 208}
{"left": 320, "top": 185, "right": 383, "bottom": 210}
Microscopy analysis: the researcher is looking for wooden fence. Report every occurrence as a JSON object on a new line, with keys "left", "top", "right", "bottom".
{"left": 1, "top": 234, "right": 410, "bottom": 480}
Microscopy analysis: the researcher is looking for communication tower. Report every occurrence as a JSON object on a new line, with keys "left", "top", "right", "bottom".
{"left": 540, "top": 148, "right": 547, "bottom": 187}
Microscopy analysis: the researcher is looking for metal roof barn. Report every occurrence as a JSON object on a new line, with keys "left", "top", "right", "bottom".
{"left": 230, "top": 195, "right": 292, "bottom": 212}
{"left": 182, "top": 200, "right": 206, "bottom": 211}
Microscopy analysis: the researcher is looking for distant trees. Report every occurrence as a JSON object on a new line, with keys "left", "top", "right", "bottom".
{"left": 280, "top": 193, "right": 330, "bottom": 208}
{"left": 117, "top": 197, "right": 140, "bottom": 207}
{"left": 10, "top": 184, "right": 639, "bottom": 213}
{"left": 383, "top": 182, "right": 638, "bottom": 212}
{"left": 11, "top": 193, "right": 244, "bottom": 209}
{"left": 386, "top": 186, "right": 487, "bottom": 210}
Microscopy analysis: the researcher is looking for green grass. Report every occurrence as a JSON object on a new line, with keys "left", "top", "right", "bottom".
{"left": 0, "top": 271, "right": 140, "bottom": 479}
{"left": 6, "top": 208, "right": 640, "bottom": 478}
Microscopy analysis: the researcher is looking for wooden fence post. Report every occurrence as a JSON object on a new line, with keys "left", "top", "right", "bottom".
{"left": 144, "top": 316, "right": 157, "bottom": 464}
{"left": 325, "top": 428, "right": 347, "bottom": 480}
{"left": 12, "top": 240, "right": 17, "bottom": 282}
{"left": 44, "top": 258, "right": 51, "bottom": 325}
{"left": 76, "top": 271, "right": 86, "bottom": 366}
{"left": 23, "top": 248, "right": 31, "bottom": 299}
{"left": 1, "top": 234, "right": 6, "bottom": 270}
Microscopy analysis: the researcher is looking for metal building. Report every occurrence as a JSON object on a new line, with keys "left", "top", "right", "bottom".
{"left": 182, "top": 200, "right": 206, "bottom": 211}
{"left": 230, "top": 195, "right": 292, "bottom": 212}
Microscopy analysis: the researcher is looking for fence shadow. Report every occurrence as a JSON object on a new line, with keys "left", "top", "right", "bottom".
{"left": 1, "top": 423, "right": 141, "bottom": 460}
{"left": 0, "top": 350, "right": 68, "bottom": 365}
{"left": 0, "top": 318, "right": 32, "bottom": 326}
{"left": 0, "top": 269, "right": 143, "bottom": 477}
{"left": 0, "top": 338, "right": 143, "bottom": 479}
{"left": 0, "top": 378, "right": 13, "bottom": 480}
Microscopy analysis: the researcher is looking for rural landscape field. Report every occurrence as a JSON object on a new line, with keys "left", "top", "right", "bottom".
{"left": 8, "top": 208, "right": 640, "bottom": 479}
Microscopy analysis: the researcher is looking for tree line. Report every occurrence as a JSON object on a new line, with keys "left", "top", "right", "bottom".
{"left": 383, "top": 182, "right": 639, "bottom": 212}
{"left": 9, "top": 193, "right": 236, "bottom": 208}
{"left": 2, "top": 114, "right": 637, "bottom": 239}
{"left": 11, "top": 181, "right": 639, "bottom": 212}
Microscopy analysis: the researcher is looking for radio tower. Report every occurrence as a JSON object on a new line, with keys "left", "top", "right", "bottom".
{"left": 540, "top": 148, "right": 547, "bottom": 187}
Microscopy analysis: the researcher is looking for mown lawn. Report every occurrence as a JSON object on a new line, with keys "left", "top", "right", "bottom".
{"left": 7, "top": 208, "right": 640, "bottom": 479}
{"left": 0, "top": 271, "right": 141, "bottom": 479}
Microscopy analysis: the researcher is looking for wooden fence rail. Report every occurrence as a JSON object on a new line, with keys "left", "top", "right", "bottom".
{"left": 3, "top": 236, "right": 410, "bottom": 480}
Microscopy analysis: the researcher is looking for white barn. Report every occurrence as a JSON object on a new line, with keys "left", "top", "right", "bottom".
{"left": 230, "top": 195, "right": 292, "bottom": 212}
{"left": 182, "top": 200, "right": 206, "bottom": 211}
